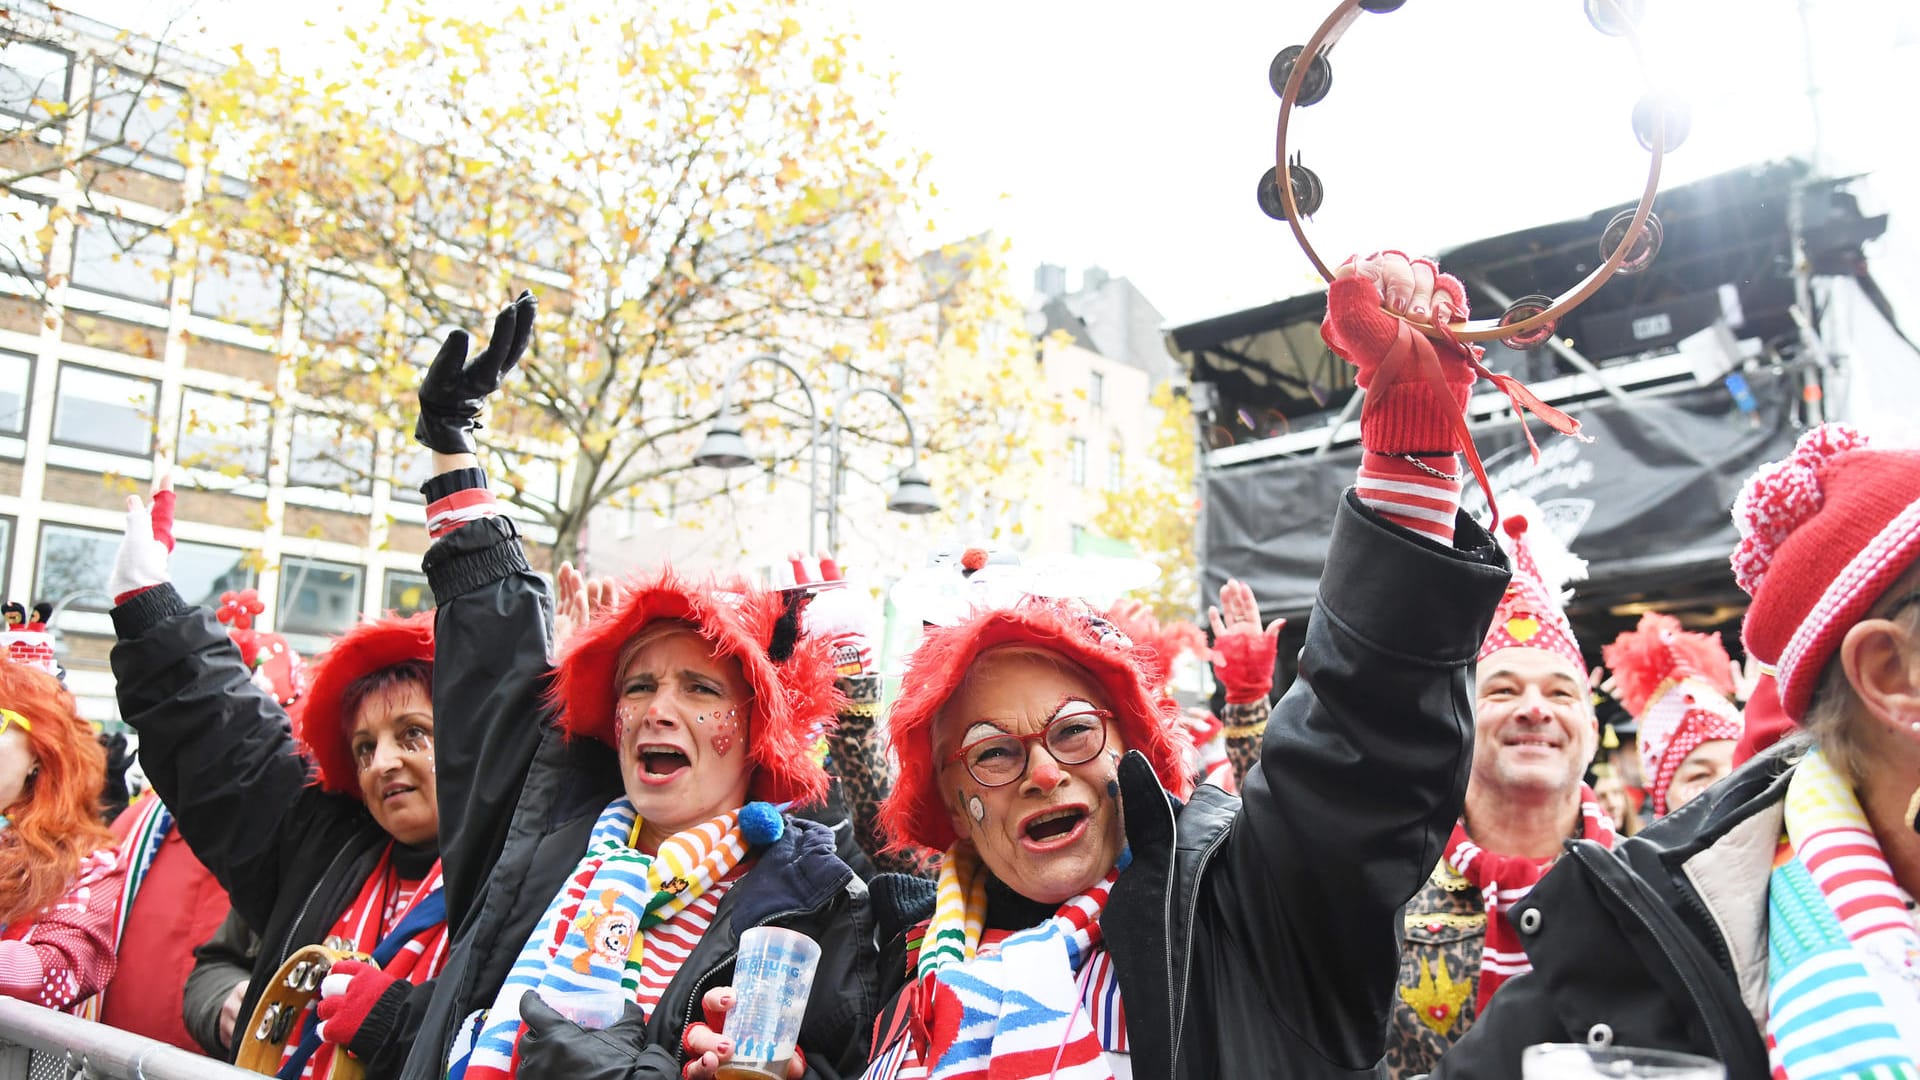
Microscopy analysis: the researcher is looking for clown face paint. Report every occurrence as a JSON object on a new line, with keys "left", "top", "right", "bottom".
{"left": 614, "top": 632, "right": 754, "bottom": 852}
{"left": 935, "top": 649, "right": 1129, "bottom": 905}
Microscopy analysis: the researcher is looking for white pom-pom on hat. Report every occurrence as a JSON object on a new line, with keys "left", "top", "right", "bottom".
{"left": 1731, "top": 424, "right": 1872, "bottom": 594}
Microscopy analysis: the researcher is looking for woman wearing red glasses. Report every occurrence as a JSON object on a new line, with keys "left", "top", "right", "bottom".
{"left": 0, "top": 661, "right": 125, "bottom": 1012}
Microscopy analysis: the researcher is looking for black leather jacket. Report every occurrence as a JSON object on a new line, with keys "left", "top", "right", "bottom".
{"left": 1433, "top": 743, "right": 1797, "bottom": 1078}
{"left": 871, "top": 493, "right": 1509, "bottom": 1078}
{"left": 110, "top": 588, "right": 438, "bottom": 1078}
{"left": 397, "top": 515, "right": 876, "bottom": 1080}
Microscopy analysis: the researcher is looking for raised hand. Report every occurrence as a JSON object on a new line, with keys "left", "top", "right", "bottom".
{"left": 552, "top": 561, "right": 626, "bottom": 651}
{"left": 796, "top": 554, "right": 880, "bottom": 678}
{"left": 414, "top": 291, "right": 537, "bottom": 454}
{"left": 1208, "top": 578, "right": 1283, "bottom": 707}
{"left": 110, "top": 473, "right": 175, "bottom": 604}
{"left": 1320, "top": 251, "right": 1476, "bottom": 456}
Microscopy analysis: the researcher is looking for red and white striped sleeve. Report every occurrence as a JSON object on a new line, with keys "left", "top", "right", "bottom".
{"left": 423, "top": 467, "right": 499, "bottom": 540}
{"left": 1355, "top": 450, "right": 1463, "bottom": 546}
{"left": 0, "top": 847, "right": 123, "bottom": 1012}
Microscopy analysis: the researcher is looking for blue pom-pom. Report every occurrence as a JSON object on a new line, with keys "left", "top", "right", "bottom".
{"left": 1115, "top": 845, "right": 1133, "bottom": 872}
{"left": 740, "top": 802, "right": 785, "bottom": 847}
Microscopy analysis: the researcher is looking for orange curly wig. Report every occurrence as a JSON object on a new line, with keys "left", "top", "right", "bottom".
{"left": 0, "top": 664, "right": 111, "bottom": 926}
{"left": 546, "top": 569, "right": 841, "bottom": 806}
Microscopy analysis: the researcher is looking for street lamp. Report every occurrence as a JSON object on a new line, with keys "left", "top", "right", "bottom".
{"left": 693, "top": 355, "right": 940, "bottom": 553}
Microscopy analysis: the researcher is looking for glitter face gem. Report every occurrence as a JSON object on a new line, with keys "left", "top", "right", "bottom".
{"left": 711, "top": 708, "right": 740, "bottom": 757}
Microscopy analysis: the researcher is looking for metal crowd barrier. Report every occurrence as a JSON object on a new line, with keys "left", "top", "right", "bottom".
{"left": 0, "top": 998, "right": 259, "bottom": 1080}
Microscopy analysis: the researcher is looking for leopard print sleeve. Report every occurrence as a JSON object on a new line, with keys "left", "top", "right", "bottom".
{"left": 826, "top": 675, "right": 929, "bottom": 877}
{"left": 1221, "top": 698, "right": 1270, "bottom": 793}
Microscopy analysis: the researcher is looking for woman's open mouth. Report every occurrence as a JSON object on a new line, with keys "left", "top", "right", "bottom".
{"left": 635, "top": 745, "right": 691, "bottom": 785}
{"left": 1019, "top": 805, "right": 1090, "bottom": 851}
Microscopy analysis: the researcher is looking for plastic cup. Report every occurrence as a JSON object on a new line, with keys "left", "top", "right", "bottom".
{"left": 1522, "top": 1045, "right": 1724, "bottom": 1079}
{"left": 536, "top": 987, "right": 628, "bottom": 1031}
{"left": 718, "top": 927, "right": 822, "bottom": 1080}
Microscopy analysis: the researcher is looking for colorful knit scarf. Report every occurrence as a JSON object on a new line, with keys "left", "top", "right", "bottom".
{"left": 1443, "top": 785, "right": 1617, "bottom": 1013}
{"left": 890, "top": 842, "right": 1118, "bottom": 1080}
{"left": 280, "top": 845, "right": 448, "bottom": 1080}
{"left": 1763, "top": 750, "right": 1920, "bottom": 1079}
{"left": 456, "top": 799, "right": 761, "bottom": 1080}
{"left": 75, "top": 793, "right": 173, "bottom": 1023}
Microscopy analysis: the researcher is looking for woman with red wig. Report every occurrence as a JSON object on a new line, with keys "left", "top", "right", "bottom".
{"left": 108, "top": 486, "right": 449, "bottom": 1080}
{"left": 390, "top": 295, "right": 874, "bottom": 1080}
{"left": 835, "top": 252, "right": 1518, "bottom": 1080}
{"left": 0, "top": 661, "right": 124, "bottom": 1012}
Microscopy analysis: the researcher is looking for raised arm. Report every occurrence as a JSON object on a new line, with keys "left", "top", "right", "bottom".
{"left": 410, "top": 292, "right": 559, "bottom": 928}
{"left": 1210, "top": 253, "right": 1512, "bottom": 1066}
{"left": 1208, "top": 578, "right": 1282, "bottom": 791}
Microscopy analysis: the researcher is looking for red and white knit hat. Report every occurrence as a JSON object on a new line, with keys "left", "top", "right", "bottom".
{"left": 1732, "top": 424, "right": 1920, "bottom": 719}
{"left": 1601, "top": 613, "right": 1743, "bottom": 816}
{"left": 1478, "top": 498, "right": 1588, "bottom": 674}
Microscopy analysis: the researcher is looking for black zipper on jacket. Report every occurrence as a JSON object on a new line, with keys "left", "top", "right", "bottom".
{"left": 1167, "top": 825, "right": 1231, "bottom": 1071}
{"left": 276, "top": 839, "right": 361, "bottom": 971}
{"left": 675, "top": 905, "right": 810, "bottom": 1068}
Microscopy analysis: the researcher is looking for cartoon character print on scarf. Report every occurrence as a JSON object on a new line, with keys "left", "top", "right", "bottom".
{"left": 1385, "top": 861, "right": 1487, "bottom": 1079}
{"left": 569, "top": 890, "right": 639, "bottom": 975}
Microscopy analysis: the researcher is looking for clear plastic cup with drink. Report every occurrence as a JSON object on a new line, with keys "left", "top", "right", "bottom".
{"left": 716, "top": 927, "right": 822, "bottom": 1080}
{"left": 1522, "top": 1044, "right": 1724, "bottom": 1079}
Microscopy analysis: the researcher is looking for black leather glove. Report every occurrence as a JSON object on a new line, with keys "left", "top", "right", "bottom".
{"left": 414, "top": 290, "right": 537, "bottom": 454}
{"left": 517, "top": 992, "right": 680, "bottom": 1080}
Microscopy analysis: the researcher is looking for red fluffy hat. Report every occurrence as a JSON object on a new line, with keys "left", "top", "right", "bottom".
{"left": 1733, "top": 424, "right": 1920, "bottom": 719}
{"left": 1101, "top": 599, "right": 1206, "bottom": 694}
{"left": 293, "top": 612, "right": 435, "bottom": 794}
{"left": 546, "top": 569, "right": 839, "bottom": 806}
{"left": 1602, "top": 613, "right": 1742, "bottom": 816}
{"left": 1479, "top": 498, "right": 1588, "bottom": 674}
{"left": 880, "top": 597, "right": 1191, "bottom": 854}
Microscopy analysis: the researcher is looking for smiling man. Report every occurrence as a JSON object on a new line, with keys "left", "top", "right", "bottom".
{"left": 1387, "top": 509, "right": 1617, "bottom": 1079}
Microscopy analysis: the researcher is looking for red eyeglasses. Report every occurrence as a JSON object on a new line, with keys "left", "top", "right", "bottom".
{"left": 947, "top": 707, "right": 1112, "bottom": 788}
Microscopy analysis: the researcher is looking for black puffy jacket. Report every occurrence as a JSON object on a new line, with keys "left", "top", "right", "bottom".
{"left": 869, "top": 493, "right": 1510, "bottom": 1078}
{"left": 1431, "top": 742, "right": 1796, "bottom": 1078}
{"left": 110, "top": 588, "right": 438, "bottom": 1078}
{"left": 397, "top": 515, "right": 877, "bottom": 1080}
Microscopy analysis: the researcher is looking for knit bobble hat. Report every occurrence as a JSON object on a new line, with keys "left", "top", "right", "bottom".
{"left": 1732, "top": 424, "right": 1920, "bottom": 719}
{"left": 1602, "top": 613, "right": 1743, "bottom": 816}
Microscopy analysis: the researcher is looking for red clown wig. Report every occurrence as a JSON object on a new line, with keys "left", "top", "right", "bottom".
{"left": 881, "top": 599, "right": 1191, "bottom": 854}
{"left": 0, "top": 663, "right": 111, "bottom": 926}
{"left": 546, "top": 569, "right": 840, "bottom": 806}
{"left": 292, "top": 613, "right": 436, "bottom": 795}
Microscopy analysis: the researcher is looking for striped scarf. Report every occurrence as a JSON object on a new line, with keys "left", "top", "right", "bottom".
{"left": 75, "top": 793, "right": 174, "bottom": 1023}
{"left": 457, "top": 799, "right": 757, "bottom": 1080}
{"left": 279, "top": 846, "right": 448, "bottom": 1080}
{"left": 877, "top": 842, "right": 1118, "bottom": 1080}
{"left": 1443, "top": 785, "right": 1617, "bottom": 1012}
{"left": 1763, "top": 749, "right": 1920, "bottom": 1079}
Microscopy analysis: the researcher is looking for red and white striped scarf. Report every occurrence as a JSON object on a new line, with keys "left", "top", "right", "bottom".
{"left": 278, "top": 846, "right": 448, "bottom": 1079}
{"left": 1442, "top": 786, "right": 1617, "bottom": 1012}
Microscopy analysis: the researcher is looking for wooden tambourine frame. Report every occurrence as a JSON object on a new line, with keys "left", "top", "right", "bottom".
{"left": 236, "top": 944, "right": 370, "bottom": 1080}
{"left": 1272, "top": 0, "right": 1666, "bottom": 343}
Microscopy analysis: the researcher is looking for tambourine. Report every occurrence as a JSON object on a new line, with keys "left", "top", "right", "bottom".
{"left": 1262, "top": 0, "right": 1688, "bottom": 348}
{"left": 235, "top": 943, "right": 371, "bottom": 1080}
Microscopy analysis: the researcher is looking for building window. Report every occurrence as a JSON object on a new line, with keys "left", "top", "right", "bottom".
{"left": 0, "top": 40, "right": 71, "bottom": 123}
{"left": 0, "top": 194, "right": 52, "bottom": 281}
{"left": 177, "top": 389, "right": 271, "bottom": 480}
{"left": 0, "top": 517, "right": 13, "bottom": 601}
{"left": 52, "top": 364, "right": 156, "bottom": 457}
{"left": 288, "top": 411, "right": 374, "bottom": 495}
{"left": 1107, "top": 445, "right": 1124, "bottom": 492}
{"left": 192, "top": 251, "right": 285, "bottom": 329}
{"left": 173, "top": 541, "right": 256, "bottom": 609}
{"left": 87, "top": 69, "right": 187, "bottom": 178}
{"left": 1089, "top": 370, "right": 1104, "bottom": 410}
{"left": 1068, "top": 437, "right": 1087, "bottom": 487}
{"left": 35, "top": 523, "right": 117, "bottom": 616}
{"left": 388, "top": 444, "right": 431, "bottom": 505}
{"left": 0, "top": 351, "right": 31, "bottom": 438}
{"left": 277, "top": 557, "right": 363, "bottom": 645}
{"left": 384, "top": 570, "right": 432, "bottom": 617}
{"left": 69, "top": 212, "right": 173, "bottom": 305}
{"left": 302, "top": 271, "right": 387, "bottom": 350}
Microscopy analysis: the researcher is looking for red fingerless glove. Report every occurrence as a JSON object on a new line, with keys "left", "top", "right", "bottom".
{"left": 315, "top": 959, "right": 401, "bottom": 1051}
{"left": 1210, "top": 629, "right": 1278, "bottom": 706}
{"left": 1321, "top": 268, "right": 1478, "bottom": 455}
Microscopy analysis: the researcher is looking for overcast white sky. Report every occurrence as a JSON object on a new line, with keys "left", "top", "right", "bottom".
{"left": 74, "top": 0, "right": 1920, "bottom": 327}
